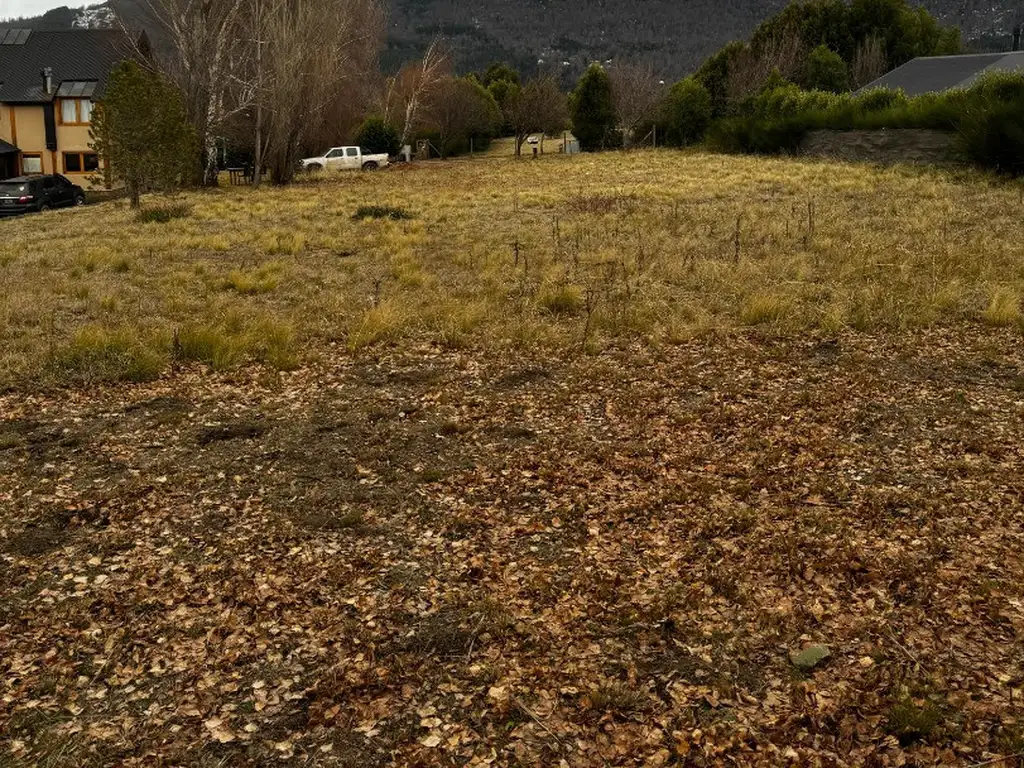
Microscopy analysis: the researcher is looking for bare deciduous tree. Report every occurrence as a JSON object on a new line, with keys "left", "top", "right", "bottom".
{"left": 609, "top": 63, "right": 664, "bottom": 146}
{"left": 423, "top": 76, "right": 500, "bottom": 157}
{"left": 506, "top": 76, "right": 568, "bottom": 157}
{"left": 380, "top": 38, "right": 451, "bottom": 151}
{"left": 137, "top": 0, "right": 250, "bottom": 185}
{"left": 257, "top": 0, "right": 384, "bottom": 183}
{"left": 852, "top": 35, "right": 888, "bottom": 89}
{"left": 726, "top": 27, "right": 805, "bottom": 108}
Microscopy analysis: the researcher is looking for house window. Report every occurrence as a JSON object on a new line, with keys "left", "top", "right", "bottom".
{"left": 63, "top": 152, "right": 99, "bottom": 174}
{"left": 21, "top": 154, "right": 42, "bottom": 174}
{"left": 60, "top": 98, "right": 92, "bottom": 125}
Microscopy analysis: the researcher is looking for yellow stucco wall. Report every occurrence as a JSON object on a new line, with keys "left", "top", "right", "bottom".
{"left": 0, "top": 101, "right": 108, "bottom": 188}
{"left": 0, "top": 105, "right": 12, "bottom": 144}
{"left": 56, "top": 122, "right": 97, "bottom": 180}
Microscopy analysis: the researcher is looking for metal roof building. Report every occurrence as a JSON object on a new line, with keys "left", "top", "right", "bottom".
{"left": 858, "top": 51, "right": 1024, "bottom": 96}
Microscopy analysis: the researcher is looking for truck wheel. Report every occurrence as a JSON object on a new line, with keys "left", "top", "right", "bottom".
{"left": 74, "top": 195, "right": 86, "bottom": 207}
{"left": 306, "top": 163, "right": 323, "bottom": 173}
{"left": 362, "top": 161, "right": 379, "bottom": 171}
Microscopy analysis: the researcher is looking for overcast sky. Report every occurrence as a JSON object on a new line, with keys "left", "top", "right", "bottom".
{"left": 0, "top": 1, "right": 95, "bottom": 21}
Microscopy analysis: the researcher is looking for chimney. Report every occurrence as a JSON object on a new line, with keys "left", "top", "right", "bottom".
{"left": 41, "top": 67, "right": 53, "bottom": 96}
{"left": 1014, "top": 24, "right": 1022, "bottom": 52}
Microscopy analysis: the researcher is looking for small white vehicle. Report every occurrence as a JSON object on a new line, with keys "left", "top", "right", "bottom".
{"left": 301, "top": 146, "right": 390, "bottom": 172}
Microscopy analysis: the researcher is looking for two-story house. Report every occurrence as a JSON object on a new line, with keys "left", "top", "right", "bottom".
{"left": 0, "top": 27, "right": 145, "bottom": 187}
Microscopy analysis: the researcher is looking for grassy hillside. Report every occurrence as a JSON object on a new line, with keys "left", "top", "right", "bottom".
{"left": 2, "top": 153, "right": 1024, "bottom": 765}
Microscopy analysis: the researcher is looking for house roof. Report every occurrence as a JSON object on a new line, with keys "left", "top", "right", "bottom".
{"left": 0, "top": 139, "right": 18, "bottom": 155}
{"left": 0, "top": 28, "right": 137, "bottom": 104}
{"left": 858, "top": 51, "right": 1024, "bottom": 97}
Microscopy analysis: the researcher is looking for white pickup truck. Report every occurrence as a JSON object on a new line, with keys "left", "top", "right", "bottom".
{"left": 301, "top": 146, "right": 390, "bottom": 172}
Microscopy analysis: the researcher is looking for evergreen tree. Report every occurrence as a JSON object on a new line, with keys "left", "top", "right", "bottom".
{"left": 354, "top": 117, "right": 401, "bottom": 156}
{"left": 805, "top": 45, "right": 850, "bottom": 92}
{"left": 570, "top": 63, "right": 616, "bottom": 151}
{"left": 661, "top": 78, "right": 712, "bottom": 147}
{"left": 90, "top": 60, "right": 195, "bottom": 209}
{"left": 482, "top": 62, "right": 521, "bottom": 88}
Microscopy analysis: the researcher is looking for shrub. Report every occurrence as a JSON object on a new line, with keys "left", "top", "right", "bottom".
{"left": 137, "top": 202, "right": 191, "bottom": 224}
{"left": 353, "top": 205, "right": 414, "bottom": 221}
{"left": 661, "top": 77, "right": 713, "bottom": 147}
{"left": 570, "top": 63, "right": 617, "bottom": 151}
{"left": 856, "top": 87, "right": 909, "bottom": 113}
{"left": 958, "top": 77, "right": 1024, "bottom": 176}
{"left": 91, "top": 60, "right": 196, "bottom": 208}
{"left": 353, "top": 116, "right": 401, "bottom": 157}
{"left": 751, "top": 84, "right": 848, "bottom": 121}
{"left": 709, "top": 72, "right": 1024, "bottom": 171}
{"left": 805, "top": 45, "right": 850, "bottom": 93}
{"left": 706, "top": 116, "right": 808, "bottom": 155}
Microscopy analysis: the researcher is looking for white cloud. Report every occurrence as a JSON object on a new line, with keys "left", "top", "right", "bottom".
{"left": 1, "top": 1, "right": 96, "bottom": 21}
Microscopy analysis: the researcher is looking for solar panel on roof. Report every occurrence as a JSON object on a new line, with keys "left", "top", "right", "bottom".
{"left": 0, "top": 29, "right": 31, "bottom": 45}
{"left": 56, "top": 81, "right": 98, "bottom": 98}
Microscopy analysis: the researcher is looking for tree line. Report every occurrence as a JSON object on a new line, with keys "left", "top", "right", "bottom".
{"left": 92, "top": 0, "right": 1019, "bottom": 204}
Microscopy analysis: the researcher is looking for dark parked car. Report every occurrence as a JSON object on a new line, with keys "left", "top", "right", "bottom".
{"left": 0, "top": 174, "right": 86, "bottom": 216}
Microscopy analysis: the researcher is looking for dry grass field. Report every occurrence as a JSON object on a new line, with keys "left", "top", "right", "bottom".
{"left": 1, "top": 151, "right": 1022, "bottom": 390}
{"left": 2, "top": 151, "right": 1024, "bottom": 767}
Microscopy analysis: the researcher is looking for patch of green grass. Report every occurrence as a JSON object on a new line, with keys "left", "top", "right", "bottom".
{"left": 46, "top": 325, "right": 165, "bottom": 386}
{"left": 175, "top": 325, "right": 245, "bottom": 370}
{"left": 250, "top": 317, "right": 300, "bottom": 371}
{"left": 884, "top": 695, "right": 946, "bottom": 746}
{"left": 353, "top": 205, "right": 413, "bottom": 221}
{"left": 174, "top": 315, "right": 299, "bottom": 372}
{"left": 137, "top": 203, "right": 192, "bottom": 224}
{"left": 538, "top": 284, "right": 583, "bottom": 316}
{"left": 222, "top": 262, "right": 284, "bottom": 295}
{"left": 584, "top": 681, "right": 648, "bottom": 718}
{"left": 348, "top": 301, "right": 405, "bottom": 352}
{"left": 111, "top": 256, "right": 132, "bottom": 273}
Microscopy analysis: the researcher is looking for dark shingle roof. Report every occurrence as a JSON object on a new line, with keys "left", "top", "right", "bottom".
{"left": 858, "top": 51, "right": 1024, "bottom": 96}
{"left": 0, "top": 28, "right": 135, "bottom": 104}
{"left": 0, "top": 138, "right": 18, "bottom": 155}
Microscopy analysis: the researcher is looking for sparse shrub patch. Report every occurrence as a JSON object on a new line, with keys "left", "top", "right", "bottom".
{"left": 538, "top": 284, "right": 583, "bottom": 316}
{"left": 46, "top": 326, "right": 165, "bottom": 386}
{"left": 137, "top": 203, "right": 192, "bottom": 224}
{"left": 353, "top": 205, "right": 414, "bottom": 221}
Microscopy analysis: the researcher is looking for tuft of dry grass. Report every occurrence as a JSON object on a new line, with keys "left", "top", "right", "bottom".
{"left": 1, "top": 151, "right": 1023, "bottom": 389}
{"left": 982, "top": 287, "right": 1021, "bottom": 327}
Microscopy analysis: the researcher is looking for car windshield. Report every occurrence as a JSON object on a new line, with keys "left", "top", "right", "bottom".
{"left": 0, "top": 183, "right": 27, "bottom": 195}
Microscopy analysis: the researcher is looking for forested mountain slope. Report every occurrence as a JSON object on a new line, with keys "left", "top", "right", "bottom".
{"left": 7, "top": 0, "right": 1023, "bottom": 78}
